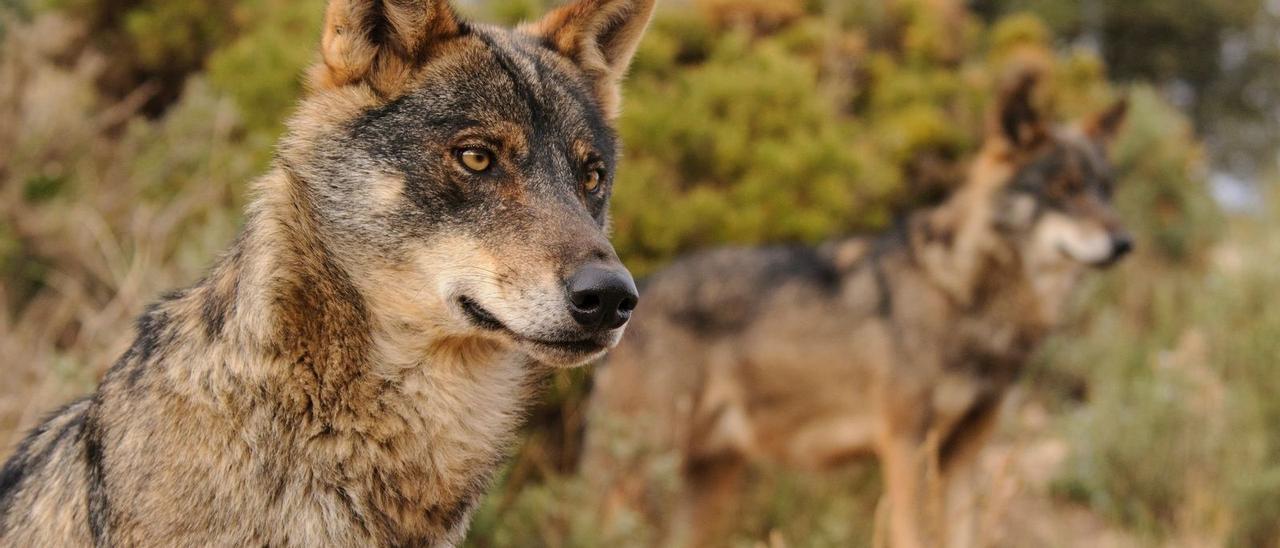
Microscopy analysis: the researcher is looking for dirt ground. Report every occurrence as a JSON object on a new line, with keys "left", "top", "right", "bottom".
{"left": 977, "top": 391, "right": 1142, "bottom": 548}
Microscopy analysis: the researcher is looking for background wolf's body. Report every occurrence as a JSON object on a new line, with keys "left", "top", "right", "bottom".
{"left": 588, "top": 214, "right": 1035, "bottom": 548}
{"left": 0, "top": 0, "right": 655, "bottom": 544}
{"left": 584, "top": 78, "right": 1131, "bottom": 548}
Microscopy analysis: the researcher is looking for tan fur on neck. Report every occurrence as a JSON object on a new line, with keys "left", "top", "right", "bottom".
{"left": 911, "top": 143, "right": 1018, "bottom": 307}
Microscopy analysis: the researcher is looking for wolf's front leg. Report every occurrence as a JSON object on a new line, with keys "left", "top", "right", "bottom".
{"left": 670, "top": 455, "right": 747, "bottom": 548}
{"left": 875, "top": 434, "right": 946, "bottom": 548}
{"left": 938, "top": 396, "right": 1004, "bottom": 548}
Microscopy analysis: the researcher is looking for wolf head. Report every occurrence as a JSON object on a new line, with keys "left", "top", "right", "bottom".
{"left": 275, "top": 0, "right": 654, "bottom": 368}
{"left": 984, "top": 72, "right": 1133, "bottom": 272}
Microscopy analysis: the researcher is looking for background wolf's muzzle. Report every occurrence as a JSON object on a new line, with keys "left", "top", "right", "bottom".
{"left": 1110, "top": 232, "right": 1134, "bottom": 261}
{"left": 1100, "top": 230, "right": 1135, "bottom": 267}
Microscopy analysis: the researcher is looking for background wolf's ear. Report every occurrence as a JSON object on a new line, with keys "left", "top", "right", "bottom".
{"left": 1084, "top": 97, "right": 1129, "bottom": 146}
{"left": 991, "top": 71, "right": 1048, "bottom": 151}
{"left": 525, "top": 0, "right": 657, "bottom": 119}
{"left": 312, "top": 0, "right": 463, "bottom": 95}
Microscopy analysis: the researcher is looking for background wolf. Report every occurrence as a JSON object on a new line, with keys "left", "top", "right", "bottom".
{"left": 0, "top": 0, "right": 654, "bottom": 545}
{"left": 583, "top": 74, "right": 1131, "bottom": 548}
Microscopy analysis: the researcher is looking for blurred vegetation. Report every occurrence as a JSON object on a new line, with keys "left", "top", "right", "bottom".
{"left": 0, "top": 0, "right": 1274, "bottom": 546}
{"left": 1039, "top": 197, "right": 1280, "bottom": 546}
{"left": 976, "top": 0, "right": 1280, "bottom": 184}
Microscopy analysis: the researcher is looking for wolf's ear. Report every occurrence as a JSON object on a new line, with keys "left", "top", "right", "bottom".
{"left": 991, "top": 71, "right": 1048, "bottom": 151}
{"left": 312, "top": 0, "right": 464, "bottom": 94}
{"left": 525, "top": 0, "right": 657, "bottom": 119}
{"left": 1083, "top": 97, "right": 1129, "bottom": 146}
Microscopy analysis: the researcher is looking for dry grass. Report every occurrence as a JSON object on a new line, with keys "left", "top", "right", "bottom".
{"left": 0, "top": 14, "right": 250, "bottom": 447}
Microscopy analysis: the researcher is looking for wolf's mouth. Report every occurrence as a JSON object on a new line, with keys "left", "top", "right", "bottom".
{"left": 1056, "top": 243, "right": 1121, "bottom": 269}
{"left": 459, "top": 296, "right": 505, "bottom": 331}
{"left": 457, "top": 296, "right": 606, "bottom": 355}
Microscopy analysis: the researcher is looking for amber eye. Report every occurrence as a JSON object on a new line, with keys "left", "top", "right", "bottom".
{"left": 584, "top": 168, "right": 605, "bottom": 194}
{"left": 458, "top": 148, "right": 493, "bottom": 173}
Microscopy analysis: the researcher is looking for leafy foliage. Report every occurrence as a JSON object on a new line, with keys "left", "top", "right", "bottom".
{"left": 976, "top": 0, "right": 1280, "bottom": 180}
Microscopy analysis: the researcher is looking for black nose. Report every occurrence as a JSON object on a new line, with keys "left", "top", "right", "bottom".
{"left": 1111, "top": 233, "right": 1134, "bottom": 260}
{"left": 567, "top": 265, "right": 638, "bottom": 330}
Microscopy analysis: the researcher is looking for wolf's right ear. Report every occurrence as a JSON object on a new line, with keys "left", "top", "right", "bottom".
{"left": 1083, "top": 97, "right": 1129, "bottom": 146}
{"left": 311, "top": 0, "right": 464, "bottom": 95}
{"left": 525, "top": 0, "right": 657, "bottom": 119}
{"left": 991, "top": 71, "right": 1047, "bottom": 151}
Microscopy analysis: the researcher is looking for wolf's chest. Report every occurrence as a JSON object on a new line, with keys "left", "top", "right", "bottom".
{"left": 268, "top": 352, "right": 535, "bottom": 545}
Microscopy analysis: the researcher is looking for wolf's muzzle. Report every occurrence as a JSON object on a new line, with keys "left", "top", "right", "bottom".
{"left": 566, "top": 265, "right": 638, "bottom": 330}
{"left": 1099, "top": 230, "right": 1134, "bottom": 267}
{"left": 1110, "top": 232, "right": 1134, "bottom": 260}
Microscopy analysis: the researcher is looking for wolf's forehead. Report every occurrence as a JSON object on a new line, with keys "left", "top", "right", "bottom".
{"left": 455, "top": 26, "right": 612, "bottom": 147}
{"left": 1007, "top": 140, "right": 1107, "bottom": 198}
{"left": 1054, "top": 128, "right": 1108, "bottom": 177}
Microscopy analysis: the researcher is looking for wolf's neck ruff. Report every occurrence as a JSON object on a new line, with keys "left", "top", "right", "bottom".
{"left": 905, "top": 146, "right": 1070, "bottom": 334}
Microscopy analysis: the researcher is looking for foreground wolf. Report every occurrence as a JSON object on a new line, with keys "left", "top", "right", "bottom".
{"left": 0, "top": 0, "right": 654, "bottom": 545}
{"left": 584, "top": 75, "right": 1131, "bottom": 548}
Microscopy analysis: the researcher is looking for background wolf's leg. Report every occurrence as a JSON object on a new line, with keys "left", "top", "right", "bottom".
{"left": 670, "top": 455, "right": 746, "bottom": 548}
{"left": 876, "top": 435, "right": 938, "bottom": 548}
{"left": 872, "top": 493, "right": 891, "bottom": 548}
{"left": 938, "top": 398, "right": 1004, "bottom": 548}
{"left": 941, "top": 461, "right": 983, "bottom": 548}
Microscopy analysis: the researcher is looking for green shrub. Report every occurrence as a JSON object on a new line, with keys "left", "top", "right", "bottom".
{"left": 206, "top": 0, "right": 324, "bottom": 137}
{"left": 611, "top": 23, "right": 901, "bottom": 274}
{"left": 1047, "top": 188, "right": 1277, "bottom": 543}
{"left": 1110, "top": 87, "right": 1221, "bottom": 262}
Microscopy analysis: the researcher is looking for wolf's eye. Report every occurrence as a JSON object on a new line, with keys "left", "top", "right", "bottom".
{"left": 458, "top": 148, "right": 493, "bottom": 173}
{"left": 584, "top": 168, "right": 605, "bottom": 195}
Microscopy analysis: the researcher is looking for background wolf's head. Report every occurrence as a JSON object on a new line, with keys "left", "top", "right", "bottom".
{"left": 912, "top": 72, "right": 1134, "bottom": 321}
{"left": 987, "top": 73, "right": 1133, "bottom": 273}
{"left": 274, "top": 0, "right": 653, "bottom": 367}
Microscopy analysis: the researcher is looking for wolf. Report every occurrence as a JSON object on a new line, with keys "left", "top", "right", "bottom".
{"left": 0, "top": 0, "right": 654, "bottom": 545}
{"left": 582, "top": 73, "right": 1131, "bottom": 548}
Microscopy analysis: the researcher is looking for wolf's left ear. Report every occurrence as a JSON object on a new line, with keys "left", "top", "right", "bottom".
{"left": 991, "top": 71, "right": 1048, "bottom": 151}
{"left": 525, "top": 0, "right": 657, "bottom": 119}
{"left": 1083, "top": 97, "right": 1129, "bottom": 146}
{"left": 312, "top": 0, "right": 464, "bottom": 95}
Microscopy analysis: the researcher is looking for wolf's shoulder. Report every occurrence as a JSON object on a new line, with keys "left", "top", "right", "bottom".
{"left": 0, "top": 398, "right": 92, "bottom": 529}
